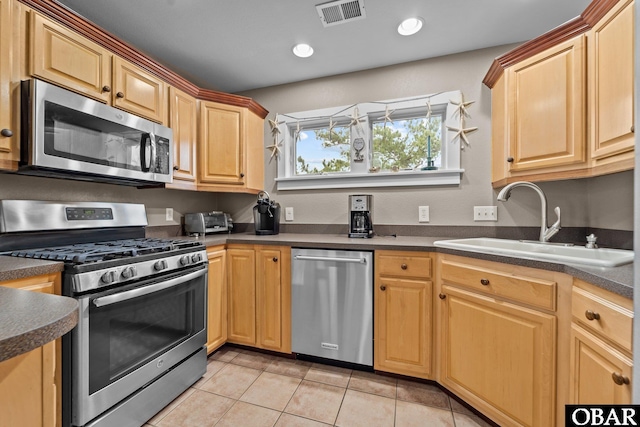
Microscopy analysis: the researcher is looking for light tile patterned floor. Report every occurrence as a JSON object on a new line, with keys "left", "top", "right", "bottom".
{"left": 144, "top": 346, "right": 495, "bottom": 427}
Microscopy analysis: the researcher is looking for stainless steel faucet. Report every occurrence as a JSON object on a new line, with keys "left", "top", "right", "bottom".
{"left": 496, "top": 181, "right": 561, "bottom": 243}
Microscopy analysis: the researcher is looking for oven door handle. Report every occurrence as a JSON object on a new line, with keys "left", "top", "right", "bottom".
{"left": 92, "top": 268, "right": 206, "bottom": 308}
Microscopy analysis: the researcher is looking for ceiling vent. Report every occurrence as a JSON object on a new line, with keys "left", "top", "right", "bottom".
{"left": 316, "top": 0, "right": 366, "bottom": 27}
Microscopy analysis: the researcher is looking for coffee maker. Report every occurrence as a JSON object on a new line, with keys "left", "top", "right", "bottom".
{"left": 253, "top": 191, "right": 280, "bottom": 235}
{"left": 348, "top": 195, "right": 374, "bottom": 238}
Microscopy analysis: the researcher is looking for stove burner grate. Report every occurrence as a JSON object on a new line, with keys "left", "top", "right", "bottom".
{"left": 9, "top": 238, "right": 200, "bottom": 264}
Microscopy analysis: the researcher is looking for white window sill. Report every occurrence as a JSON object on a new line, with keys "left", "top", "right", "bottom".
{"left": 275, "top": 169, "right": 464, "bottom": 191}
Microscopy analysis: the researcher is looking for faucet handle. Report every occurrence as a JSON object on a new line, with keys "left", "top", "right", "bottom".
{"left": 551, "top": 206, "right": 561, "bottom": 229}
{"left": 586, "top": 234, "right": 598, "bottom": 249}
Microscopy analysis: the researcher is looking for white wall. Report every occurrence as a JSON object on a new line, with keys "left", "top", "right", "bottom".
{"left": 228, "top": 44, "right": 633, "bottom": 230}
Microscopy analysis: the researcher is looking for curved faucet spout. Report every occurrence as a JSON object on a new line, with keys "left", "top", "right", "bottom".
{"left": 496, "top": 181, "right": 561, "bottom": 243}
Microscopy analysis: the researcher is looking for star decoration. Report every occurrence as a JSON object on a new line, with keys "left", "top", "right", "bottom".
{"left": 377, "top": 105, "right": 395, "bottom": 128}
{"left": 425, "top": 99, "right": 433, "bottom": 121}
{"left": 266, "top": 139, "right": 283, "bottom": 159}
{"left": 447, "top": 123, "right": 478, "bottom": 146}
{"left": 450, "top": 96, "right": 475, "bottom": 118}
{"left": 268, "top": 115, "right": 283, "bottom": 137}
{"left": 293, "top": 121, "right": 302, "bottom": 144}
{"left": 349, "top": 107, "right": 366, "bottom": 134}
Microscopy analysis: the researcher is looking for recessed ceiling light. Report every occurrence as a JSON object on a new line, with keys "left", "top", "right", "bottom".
{"left": 397, "top": 17, "right": 423, "bottom": 36}
{"left": 293, "top": 43, "right": 314, "bottom": 58}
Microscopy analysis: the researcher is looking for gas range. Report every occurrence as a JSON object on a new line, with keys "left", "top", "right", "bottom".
{"left": 6, "top": 237, "right": 206, "bottom": 294}
{"left": 0, "top": 200, "right": 208, "bottom": 427}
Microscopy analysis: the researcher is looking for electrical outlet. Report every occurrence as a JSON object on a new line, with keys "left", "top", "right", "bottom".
{"left": 165, "top": 208, "right": 173, "bottom": 222}
{"left": 418, "top": 206, "right": 429, "bottom": 223}
{"left": 285, "top": 207, "right": 294, "bottom": 221}
{"left": 473, "top": 206, "right": 497, "bottom": 221}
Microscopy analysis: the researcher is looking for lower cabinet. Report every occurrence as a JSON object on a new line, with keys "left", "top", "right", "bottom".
{"left": 0, "top": 273, "right": 62, "bottom": 427}
{"left": 569, "top": 280, "right": 633, "bottom": 404}
{"left": 226, "top": 244, "right": 291, "bottom": 353}
{"left": 374, "top": 250, "right": 432, "bottom": 379}
{"left": 206, "top": 246, "right": 227, "bottom": 354}
{"left": 438, "top": 255, "right": 557, "bottom": 427}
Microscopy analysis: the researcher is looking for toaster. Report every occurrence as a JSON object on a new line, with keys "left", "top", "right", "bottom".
{"left": 184, "top": 212, "right": 233, "bottom": 235}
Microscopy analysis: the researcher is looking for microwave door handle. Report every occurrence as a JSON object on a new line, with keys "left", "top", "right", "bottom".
{"left": 140, "top": 133, "right": 151, "bottom": 172}
{"left": 92, "top": 268, "right": 207, "bottom": 308}
{"left": 149, "top": 132, "right": 157, "bottom": 173}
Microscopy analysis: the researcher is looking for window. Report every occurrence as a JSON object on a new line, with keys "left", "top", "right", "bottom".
{"left": 274, "top": 90, "right": 465, "bottom": 190}
{"left": 296, "top": 123, "right": 351, "bottom": 175}
{"left": 371, "top": 109, "right": 444, "bottom": 172}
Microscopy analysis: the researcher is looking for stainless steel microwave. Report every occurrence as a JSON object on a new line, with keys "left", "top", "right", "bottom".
{"left": 19, "top": 79, "right": 173, "bottom": 186}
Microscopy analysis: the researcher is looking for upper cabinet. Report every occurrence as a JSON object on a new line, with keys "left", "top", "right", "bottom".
{"left": 167, "top": 86, "right": 198, "bottom": 189}
{"left": 30, "top": 12, "right": 166, "bottom": 124}
{"left": 588, "top": 0, "right": 635, "bottom": 170}
{"left": 0, "top": 0, "right": 18, "bottom": 170}
{"left": 199, "top": 101, "right": 265, "bottom": 194}
{"left": 485, "top": 0, "right": 635, "bottom": 187}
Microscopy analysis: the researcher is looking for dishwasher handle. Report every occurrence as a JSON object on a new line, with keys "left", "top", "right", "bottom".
{"left": 294, "top": 255, "right": 367, "bottom": 264}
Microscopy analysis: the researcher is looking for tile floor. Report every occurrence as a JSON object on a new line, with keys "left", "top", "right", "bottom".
{"left": 144, "top": 346, "right": 495, "bottom": 427}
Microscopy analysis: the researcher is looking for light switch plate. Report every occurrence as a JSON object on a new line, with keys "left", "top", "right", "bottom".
{"left": 418, "top": 206, "right": 429, "bottom": 223}
{"left": 285, "top": 207, "right": 294, "bottom": 221}
{"left": 165, "top": 208, "right": 173, "bottom": 222}
{"left": 473, "top": 206, "right": 497, "bottom": 221}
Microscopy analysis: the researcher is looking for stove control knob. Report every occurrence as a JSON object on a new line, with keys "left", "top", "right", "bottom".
{"left": 191, "top": 253, "right": 202, "bottom": 263}
{"left": 154, "top": 260, "right": 168, "bottom": 271}
{"left": 101, "top": 270, "right": 117, "bottom": 284}
{"left": 180, "top": 255, "right": 191, "bottom": 266}
{"left": 121, "top": 266, "right": 137, "bottom": 280}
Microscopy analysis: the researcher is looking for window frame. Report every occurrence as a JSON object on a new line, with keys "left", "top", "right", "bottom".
{"left": 274, "top": 90, "right": 465, "bottom": 191}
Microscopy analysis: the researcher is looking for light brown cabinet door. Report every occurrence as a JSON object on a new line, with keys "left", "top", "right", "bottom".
{"left": 206, "top": 248, "right": 227, "bottom": 354}
{"left": 168, "top": 87, "right": 197, "bottom": 188}
{"left": 30, "top": 11, "right": 112, "bottom": 103}
{"left": 569, "top": 324, "right": 632, "bottom": 405}
{"left": 226, "top": 248, "right": 256, "bottom": 345}
{"left": 374, "top": 277, "right": 431, "bottom": 378}
{"left": 507, "top": 35, "right": 586, "bottom": 173}
{"left": 199, "top": 101, "right": 245, "bottom": 186}
{"left": 588, "top": 0, "right": 635, "bottom": 163}
{"left": 112, "top": 56, "right": 166, "bottom": 124}
{"left": 255, "top": 247, "right": 291, "bottom": 352}
{"left": 440, "top": 285, "right": 556, "bottom": 427}
{"left": 0, "top": 0, "right": 18, "bottom": 171}
{"left": 0, "top": 273, "right": 61, "bottom": 427}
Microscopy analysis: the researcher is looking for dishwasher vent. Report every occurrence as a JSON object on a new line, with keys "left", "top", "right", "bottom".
{"left": 316, "top": 0, "right": 366, "bottom": 27}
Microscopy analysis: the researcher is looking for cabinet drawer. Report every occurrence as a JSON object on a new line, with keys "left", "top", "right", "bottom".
{"left": 572, "top": 287, "right": 632, "bottom": 352}
{"left": 440, "top": 260, "right": 556, "bottom": 311}
{"left": 377, "top": 253, "right": 431, "bottom": 278}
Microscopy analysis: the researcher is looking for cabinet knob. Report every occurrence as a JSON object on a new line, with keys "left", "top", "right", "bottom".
{"left": 439, "top": 293, "right": 446, "bottom": 299}
{"left": 506, "top": 157, "right": 514, "bottom": 163}
{"left": 631, "top": 125, "right": 635, "bottom": 133}
{"left": 585, "top": 310, "right": 600, "bottom": 321}
{"left": 380, "top": 285, "right": 386, "bottom": 291}
{"left": 612, "top": 372, "right": 630, "bottom": 386}
{"left": 480, "top": 278, "right": 490, "bottom": 286}
{"left": 0, "top": 128, "right": 13, "bottom": 137}
{"left": 116, "top": 91, "right": 125, "bottom": 98}
{"left": 272, "top": 257, "right": 278, "bottom": 262}
{"left": 173, "top": 165, "right": 179, "bottom": 171}
{"left": 102, "top": 85, "right": 111, "bottom": 93}
{"left": 400, "top": 263, "right": 408, "bottom": 270}
{"left": 240, "top": 172, "right": 245, "bottom": 178}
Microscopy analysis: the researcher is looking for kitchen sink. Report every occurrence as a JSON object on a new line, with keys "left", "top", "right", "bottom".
{"left": 433, "top": 238, "right": 634, "bottom": 267}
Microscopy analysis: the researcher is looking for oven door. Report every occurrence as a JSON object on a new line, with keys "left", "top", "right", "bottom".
{"left": 71, "top": 265, "right": 206, "bottom": 426}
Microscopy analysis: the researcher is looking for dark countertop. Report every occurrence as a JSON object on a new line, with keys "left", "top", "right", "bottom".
{"left": 195, "top": 232, "right": 634, "bottom": 299}
{"left": 0, "top": 286, "right": 78, "bottom": 362}
{"left": 0, "top": 232, "right": 632, "bottom": 301}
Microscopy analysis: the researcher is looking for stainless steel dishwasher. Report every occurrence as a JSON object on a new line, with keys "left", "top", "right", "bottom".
{"left": 291, "top": 248, "right": 373, "bottom": 366}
